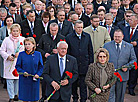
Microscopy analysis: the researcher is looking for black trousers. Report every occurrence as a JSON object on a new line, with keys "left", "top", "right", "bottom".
{"left": 49, "top": 96, "right": 70, "bottom": 102}
{"left": 72, "top": 75, "right": 87, "bottom": 102}
{"left": 128, "top": 68, "right": 138, "bottom": 91}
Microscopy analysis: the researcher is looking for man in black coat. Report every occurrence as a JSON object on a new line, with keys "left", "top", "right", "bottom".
{"left": 123, "top": 14, "right": 138, "bottom": 96}
{"left": 104, "top": 13, "right": 119, "bottom": 40}
{"left": 47, "top": 10, "right": 73, "bottom": 36}
{"left": 117, "top": 10, "right": 133, "bottom": 31}
{"left": 43, "top": 41, "right": 78, "bottom": 102}
{"left": 66, "top": 20, "right": 94, "bottom": 102}
{"left": 37, "top": 23, "right": 65, "bottom": 102}
{"left": 75, "top": 3, "right": 91, "bottom": 28}
{"left": 20, "top": 10, "right": 45, "bottom": 44}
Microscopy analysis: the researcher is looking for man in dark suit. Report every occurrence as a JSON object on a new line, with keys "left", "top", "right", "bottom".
{"left": 13, "top": 0, "right": 23, "bottom": 15}
{"left": 97, "top": 9, "right": 106, "bottom": 26}
{"left": 8, "top": 3, "right": 22, "bottom": 23}
{"left": 0, "top": 8, "right": 7, "bottom": 28}
{"left": 109, "top": 7, "right": 122, "bottom": 26}
{"left": 85, "top": 3, "right": 94, "bottom": 18}
{"left": 75, "top": 3, "right": 91, "bottom": 28}
{"left": 66, "top": 20, "right": 94, "bottom": 102}
{"left": 111, "top": 0, "right": 124, "bottom": 20}
{"left": 123, "top": 13, "right": 138, "bottom": 96}
{"left": 47, "top": 10, "right": 73, "bottom": 36}
{"left": 117, "top": 10, "right": 133, "bottom": 31}
{"left": 3, "top": 0, "right": 11, "bottom": 12}
{"left": 38, "top": 23, "right": 65, "bottom": 102}
{"left": 34, "top": 1, "right": 44, "bottom": 19}
{"left": 104, "top": 29, "right": 136, "bottom": 102}
{"left": 120, "top": 0, "right": 132, "bottom": 12}
{"left": 104, "top": 13, "right": 119, "bottom": 40}
{"left": 20, "top": 10, "right": 45, "bottom": 44}
{"left": 43, "top": 41, "right": 78, "bottom": 102}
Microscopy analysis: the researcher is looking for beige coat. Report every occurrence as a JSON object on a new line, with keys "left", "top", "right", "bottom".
{"left": 83, "top": 25, "right": 111, "bottom": 61}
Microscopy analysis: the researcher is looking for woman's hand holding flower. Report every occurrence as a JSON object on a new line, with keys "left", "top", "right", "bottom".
{"left": 103, "top": 84, "right": 110, "bottom": 90}
{"left": 95, "top": 88, "right": 102, "bottom": 94}
{"left": 7, "top": 55, "right": 14, "bottom": 61}
{"left": 51, "top": 81, "right": 60, "bottom": 90}
{"left": 61, "top": 79, "right": 69, "bottom": 86}
{"left": 14, "top": 52, "right": 19, "bottom": 58}
{"left": 122, "top": 68, "right": 128, "bottom": 72}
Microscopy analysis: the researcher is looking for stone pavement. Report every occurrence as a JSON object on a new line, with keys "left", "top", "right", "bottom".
{"left": 0, "top": 82, "right": 138, "bottom": 102}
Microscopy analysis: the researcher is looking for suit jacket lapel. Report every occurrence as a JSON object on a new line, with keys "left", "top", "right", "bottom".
{"left": 111, "top": 41, "right": 118, "bottom": 56}
{"left": 131, "top": 26, "right": 138, "bottom": 41}
{"left": 55, "top": 54, "right": 61, "bottom": 78}
{"left": 119, "top": 41, "right": 126, "bottom": 56}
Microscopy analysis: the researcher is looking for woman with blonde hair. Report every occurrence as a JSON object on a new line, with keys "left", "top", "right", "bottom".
{"left": 15, "top": 37, "right": 43, "bottom": 102}
{"left": 0, "top": 24, "right": 25, "bottom": 102}
{"left": 85, "top": 48, "right": 116, "bottom": 102}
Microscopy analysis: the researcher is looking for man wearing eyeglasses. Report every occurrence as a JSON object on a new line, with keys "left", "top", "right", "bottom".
{"left": 117, "top": 10, "right": 133, "bottom": 31}
{"left": 104, "top": 29, "right": 136, "bottom": 102}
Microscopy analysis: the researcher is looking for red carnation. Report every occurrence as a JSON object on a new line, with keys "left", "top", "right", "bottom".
{"left": 114, "top": 72, "right": 122, "bottom": 82}
{"left": 20, "top": 42, "right": 23, "bottom": 45}
{"left": 65, "top": 71, "right": 73, "bottom": 79}
{"left": 33, "top": 34, "right": 36, "bottom": 38}
{"left": 60, "top": 39, "right": 66, "bottom": 42}
{"left": 20, "top": 33, "right": 22, "bottom": 36}
{"left": 12, "top": 69, "right": 19, "bottom": 77}
{"left": 133, "top": 62, "right": 137, "bottom": 70}
{"left": 26, "top": 33, "right": 29, "bottom": 35}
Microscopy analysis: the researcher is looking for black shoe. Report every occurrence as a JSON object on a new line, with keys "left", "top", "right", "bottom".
{"left": 13, "top": 95, "right": 18, "bottom": 101}
{"left": 129, "top": 90, "right": 135, "bottom": 96}
{"left": 9, "top": 99, "right": 14, "bottom": 102}
{"left": 39, "top": 97, "right": 46, "bottom": 102}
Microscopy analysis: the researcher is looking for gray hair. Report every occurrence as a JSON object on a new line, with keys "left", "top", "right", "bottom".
{"left": 74, "top": 20, "right": 83, "bottom": 26}
{"left": 0, "top": 8, "right": 7, "bottom": 14}
{"left": 75, "top": 3, "right": 83, "bottom": 8}
{"left": 50, "top": 23, "right": 58, "bottom": 28}
{"left": 105, "top": 13, "right": 113, "bottom": 19}
{"left": 57, "top": 41, "right": 68, "bottom": 48}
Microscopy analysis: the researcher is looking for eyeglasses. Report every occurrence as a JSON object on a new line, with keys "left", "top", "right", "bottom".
{"left": 98, "top": 56, "right": 107, "bottom": 58}
{"left": 126, "top": 15, "right": 131, "bottom": 17}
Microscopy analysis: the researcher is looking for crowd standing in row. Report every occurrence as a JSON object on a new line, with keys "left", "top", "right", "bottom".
{"left": 0, "top": 0, "right": 138, "bottom": 102}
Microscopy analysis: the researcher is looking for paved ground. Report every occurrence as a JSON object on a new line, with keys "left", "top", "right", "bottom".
{"left": 0, "top": 82, "right": 138, "bottom": 102}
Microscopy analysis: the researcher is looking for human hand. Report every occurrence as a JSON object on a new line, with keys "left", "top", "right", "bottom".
{"left": 24, "top": 72, "right": 29, "bottom": 77}
{"left": 34, "top": 74, "right": 39, "bottom": 78}
{"left": 53, "top": 49, "right": 58, "bottom": 54}
{"left": 60, "top": 79, "right": 69, "bottom": 86}
{"left": 51, "top": 81, "right": 60, "bottom": 90}
{"left": 15, "top": 52, "right": 19, "bottom": 58}
{"left": 95, "top": 88, "right": 101, "bottom": 94}
{"left": 45, "top": 53, "right": 50, "bottom": 58}
{"left": 7, "top": 55, "right": 14, "bottom": 61}
{"left": 103, "top": 84, "right": 110, "bottom": 90}
{"left": 131, "top": 41, "right": 137, "bottom": 46}
{"left": 122, "top": 68, "right": 127, "bottom": 72}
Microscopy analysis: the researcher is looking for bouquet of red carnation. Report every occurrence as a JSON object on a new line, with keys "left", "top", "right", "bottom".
{"left": 115, "top": 62, "right": 137, "bottom": 71}
{"left": 46, "top": 71, "right": 73, "bottom": 101}
{"left": 91, "top": 72, "right": 122, "bottom": 98}
{"left": 12, "top": 69, "right": 19, "bottom": 77}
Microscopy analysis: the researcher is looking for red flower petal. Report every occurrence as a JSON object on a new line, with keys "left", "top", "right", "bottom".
{"left": 114, "top": 72, "right": 122, "bottom": 82}
{"left": 33, "top": 34, "right": 36, "bottom": 38}
{"left": 60, "top": 39, "right": 63, "bottom": 41}
{"left": 26, "top": 33, "right": 29, "bottom": 35}
{"left": 133, "top": 62, "right": 137, "bottom": 70}
{"left": 20, "top": 42, "right": 23, "bottom": 45}
{"left": 12, "top": 69, "right": 19, "bottom": 77}
{"left": 20, "top": 33, "right": 22, "bottom": 36}
{"left": 65, "top": 71, "right": 73, "bottom": 79}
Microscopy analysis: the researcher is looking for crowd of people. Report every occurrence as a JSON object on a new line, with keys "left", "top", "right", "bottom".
{"left": 0, "top": 0, "right": 138, "bottom": 102}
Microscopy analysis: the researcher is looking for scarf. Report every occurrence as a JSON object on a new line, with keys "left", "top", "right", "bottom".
{"left": 97, "top": 62, "right": 108, "bottom": 88}
{"left": 9, "top": 34, "right": 20, "bottom": 51}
